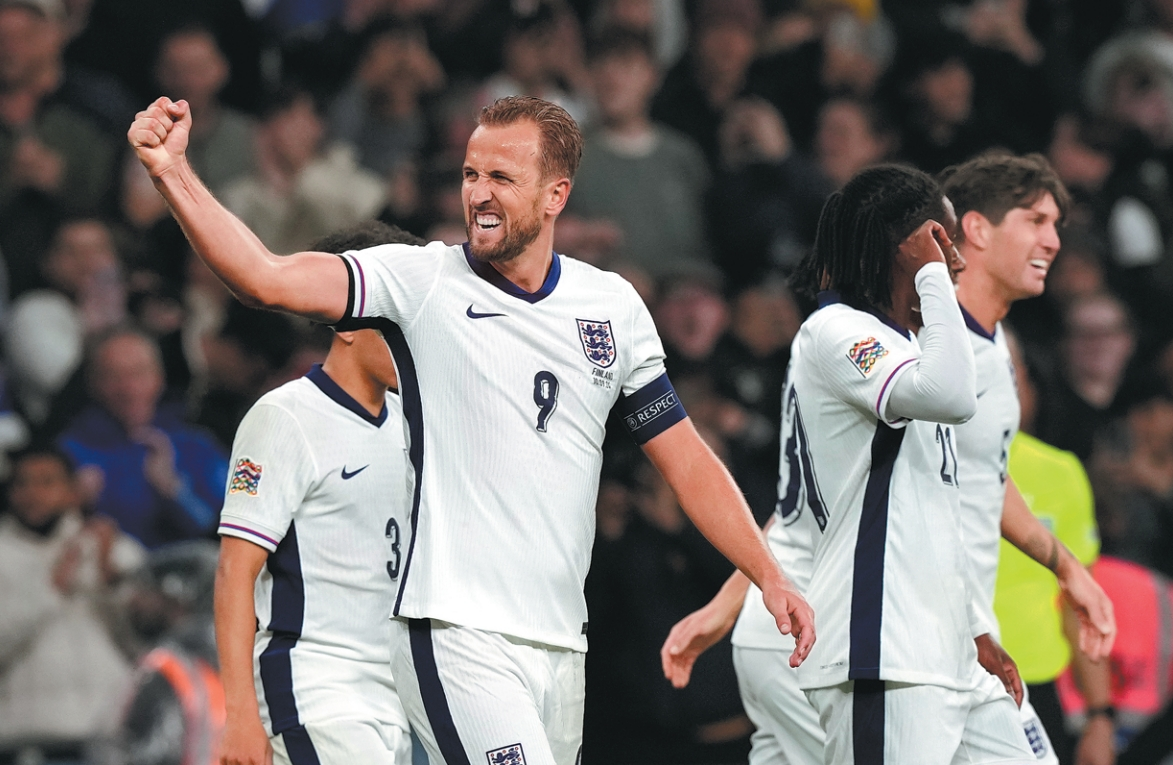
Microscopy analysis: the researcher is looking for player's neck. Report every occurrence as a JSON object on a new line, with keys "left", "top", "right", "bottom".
{"left": 320, "top": 356, "right": 387, "bottom": 417}
{"left": 488, "top": 227, "right": 557, "bottom": 293}
{"left": 955, "top": 265, "right": 1010, "bottom": 334}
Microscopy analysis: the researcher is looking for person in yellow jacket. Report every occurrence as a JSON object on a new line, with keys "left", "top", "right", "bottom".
{"left": 994, "top": 331, "right": 1115, "bottom": 765}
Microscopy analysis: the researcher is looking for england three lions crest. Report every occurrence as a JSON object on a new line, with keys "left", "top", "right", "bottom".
{"left": 577, "top": 319, "right": 616, "bottom": 368}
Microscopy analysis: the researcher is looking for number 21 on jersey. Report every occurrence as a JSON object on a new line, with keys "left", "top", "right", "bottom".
{"left": 936, "top": 424, "right": 959, "bottom": 486}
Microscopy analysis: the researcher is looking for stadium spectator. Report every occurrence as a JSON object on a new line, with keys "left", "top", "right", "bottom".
{"left": 1089, "top": 390, "right": 1173, "bottom": 580}
{"left": 993, "top": 330, "right": 1114, "bottom": 765}
{"left": 584, "top": 440, "right": 749, "bottom": 764}
{"left": 747, "top": 6, "right": 896, "bottom": 150}
{"left": 652, "top": 0, "right": 762, "bottom": 167}
{"left": 0, "top": 446, "right": 145, "bottom": 761}
{"left": 883, "top": 33, "right": 1013, "bottom": 174}
{"left": 814, "top": 96, "right": 898, "bottom": 189}
{"left": 567, "top": 29, "right": 711, "bottom": 278}
{"left": 327, "top": 19, "right": 445, "bottom": 177}
{"left": 707, "top": 97, "right": 832, "bottom": 288}
{"left": 655, "top": 274, "right": 729, "bottom": 382}
{"left": 220, "top": 86, "right": 386, "bottom": 255}
{"left": 58, "top": 328, "right": 227, "bottom": 549}
{"left": 587, "top": 0, "right": 688, "bottom": 70}
{"left": 0, "top": 0, "right": 117, "bottom": 215}
{"left": 109, "top": 542, "right": 223, "bottom": 765}
{"left": 477, "top": 3, "right": 593, "bottom": 127}
{"left": 709, "top": 282, "right": 802, "bottom": 522}
{"left": 1036, "top": 292, "right": 1137, "bottom": 461}
{"left": 4, "top": 218, "right": 126, "bottom": 434}
{"left": 153, "top": 25, "right": 255, "bottom": 195}
{"left": 1057, "top": 556, "right": 1173, "bottom": 760}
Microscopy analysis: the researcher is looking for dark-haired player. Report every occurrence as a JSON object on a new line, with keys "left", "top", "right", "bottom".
{"left": 215, "top": 221, "right": 422, "bottom": 765}
{"left": 131, "top": 94, "right": 811, "bottom": 765}
{"left": 943, "top": 152, "right": 1115, "bottom": 764}
{"left": 774, "top": 164, "right": 1032, "bottom": 764}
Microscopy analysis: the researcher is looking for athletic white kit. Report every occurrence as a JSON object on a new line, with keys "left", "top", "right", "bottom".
{"left": 218, "top": 367, "right": 411, "bottom": 765}
{"left": 956, "top": 309, "right": 1058, "bottom": 764}
{"left": 789, "top": 263, "right": 1035, "bottom": 764}
{"left": 335, "top": 242, "right": 687, "bottom": 765}
{"left": 732, "top": 367, "right": 824, "bottom": 765}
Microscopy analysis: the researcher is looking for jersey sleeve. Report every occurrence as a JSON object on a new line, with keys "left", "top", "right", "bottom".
{"left": 615, "top": 282, "right": 687, "bottom": 444}
{"left": 810, "top": 312, "right": 919, "bottom": 424}
{"left": 1054, "top": 452, "right": 1100, "bottom": 566}
{"left": 218, "top": 403, "right": 316, "bottom": 553}
{"left": 335, "top": 241, "right": 447, "bottom": 328}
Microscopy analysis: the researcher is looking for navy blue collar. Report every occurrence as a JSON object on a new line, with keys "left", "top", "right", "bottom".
{"left": 306, "top": 364, "right": 388, "bottom": 427}
{"left": 959, "top": 304, "right": 996, "bottom": 342}
{"left": 462, "top": 242, "right": 561, "bottom": 303}
{"left": 817, "top": 290, "right": 911, "bottom": 340}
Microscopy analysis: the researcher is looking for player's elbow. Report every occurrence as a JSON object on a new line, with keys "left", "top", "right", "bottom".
{"left": 935, "top": 387, "right": 977, "bottom": 424}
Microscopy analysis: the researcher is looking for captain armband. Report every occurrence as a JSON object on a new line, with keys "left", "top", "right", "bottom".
{"left": 617, "top": 373, "right": 687, "bottom": 445}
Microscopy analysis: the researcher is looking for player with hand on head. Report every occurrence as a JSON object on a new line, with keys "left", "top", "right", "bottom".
{"left": 668, "top": 164, "right": 1040, "bottom": 765}
{"left": 942, "top": 152, "right": 1116, "bottom": 765}
{"left": 131, "top": 93, "right": 812, "bottom": 765}
{"left": 214, "top": 221, "right": 423, "bottom": 765}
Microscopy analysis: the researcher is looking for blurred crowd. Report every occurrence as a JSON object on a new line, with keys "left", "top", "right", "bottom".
{"left": 3, "top": 0, "right": 1173, "bottom": 762}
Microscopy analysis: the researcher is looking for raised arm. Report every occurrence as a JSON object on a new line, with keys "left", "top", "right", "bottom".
{"left": 643, "top": 418, "right": 814, "bottom": 667}
{"left": 1001, "top": 478, "right": 1115, "bottom": 660}
{"left": 128, "top": 98, "right": 348, "bottom": 323}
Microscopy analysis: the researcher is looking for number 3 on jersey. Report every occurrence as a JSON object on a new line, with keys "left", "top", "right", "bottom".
{"left": 533, "top": 371, "right": 560, "bottom": 432}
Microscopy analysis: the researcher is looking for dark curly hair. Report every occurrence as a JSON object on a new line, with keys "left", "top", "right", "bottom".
{"left": 792, "top": 164, "right": 946, "bottom": 310}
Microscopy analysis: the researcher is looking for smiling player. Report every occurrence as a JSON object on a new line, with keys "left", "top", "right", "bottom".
{"left": 131, "top": 94, "right": 812, "bottom": 765}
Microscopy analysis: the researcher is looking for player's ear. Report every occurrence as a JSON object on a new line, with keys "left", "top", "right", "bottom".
{"left": 961, "top": 210, "right": 991, "bottom": 251}
{"left": 545, "top": 177, "right": 572, "bottom": 217}
{"left": 333, "top": 330, "right": 358, "bottom": 346}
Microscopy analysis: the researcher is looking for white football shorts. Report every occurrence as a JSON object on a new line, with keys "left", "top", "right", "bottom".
{"left": 390, "top": 617, "right": 584, "bottom": 765}
{"left": 805, "top": 669, "right": 1039, "bottom": 765}
{"left": 271, "top": 718, "right": 412, "bottom": 765}
{"left": 734, "top": 644, "right": 824, "bottom": 765}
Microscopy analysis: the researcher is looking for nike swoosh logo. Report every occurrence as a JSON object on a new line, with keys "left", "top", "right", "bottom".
{"left": 466, "top": 304, "right": 506, "bottom": 319}
{"left": 341, "top": 465, "right": 369, "bottom": 480}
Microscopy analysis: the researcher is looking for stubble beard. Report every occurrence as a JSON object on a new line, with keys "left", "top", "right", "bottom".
{"left": 466, "top": 200, "right": 544, "bottom": 264}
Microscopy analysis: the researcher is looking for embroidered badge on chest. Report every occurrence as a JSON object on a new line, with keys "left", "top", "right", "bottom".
{"left": 577, "top": 318, "right": 616, "bottom": 368}
{"left": 487, "top": 743, "right": 526, "bottom": 765}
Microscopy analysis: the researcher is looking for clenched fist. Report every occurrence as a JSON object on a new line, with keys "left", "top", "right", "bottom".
{"left": 127, "top": 97, "right": 192, "bottom": 180}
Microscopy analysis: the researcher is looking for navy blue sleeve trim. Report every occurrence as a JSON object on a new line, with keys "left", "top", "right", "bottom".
{"left": 334, "top": 254, "right": 356, "bottom": 329}
{"left": 617, "top": 373, "right": 687, "bottom": 445}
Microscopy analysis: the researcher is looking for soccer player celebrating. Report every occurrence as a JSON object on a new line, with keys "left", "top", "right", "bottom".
{"left": 668, "top": 164, "right": 1030, "bottom": 765}
{"left": 943, "top": 152, "right": 1116, "bottom": 764}
{"left": 663, "top": 157, "right": 1117, "bottom": 765}
{"left": 214, "top": 222, "right": 422, "bottom": 765}
{"left": 130, "top": 95, "right": 812, "bottom": 765}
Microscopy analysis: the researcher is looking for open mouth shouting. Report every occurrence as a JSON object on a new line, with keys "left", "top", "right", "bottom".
{"left": 473, "top": 211, "right": 503, "bottom": 232}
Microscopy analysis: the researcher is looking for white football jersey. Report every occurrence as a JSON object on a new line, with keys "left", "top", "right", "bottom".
{"left": 955, "top": 310, "right": 1021, "bottom": 641}
{"left": 218, "top": 367, "right": 410, "bottom": 735}
{"left": 791, "top": 294, "right": 980, "bottom": 692}
{"left": 336, "top": 242, "right": 683, "bottom": 652}
{"left": 732, "top": 357, "right": 816, "bottom": 653}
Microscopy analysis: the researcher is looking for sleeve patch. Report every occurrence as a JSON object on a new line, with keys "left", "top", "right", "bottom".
{"left": 847, "top": 337, "right": 889, "bottom": 377}
{"left": 229, "top": 458, "right": 263, "bottom": 495}
{"left": 618, "top": 373, "right": 687, "bottom": 444}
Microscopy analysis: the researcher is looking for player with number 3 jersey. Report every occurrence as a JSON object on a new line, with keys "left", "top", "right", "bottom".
{"left": 214, "top": 223, "right": 422, "bottom": 765}
{"left": 131, "top": 93, "right": 813, "bottom": 765}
